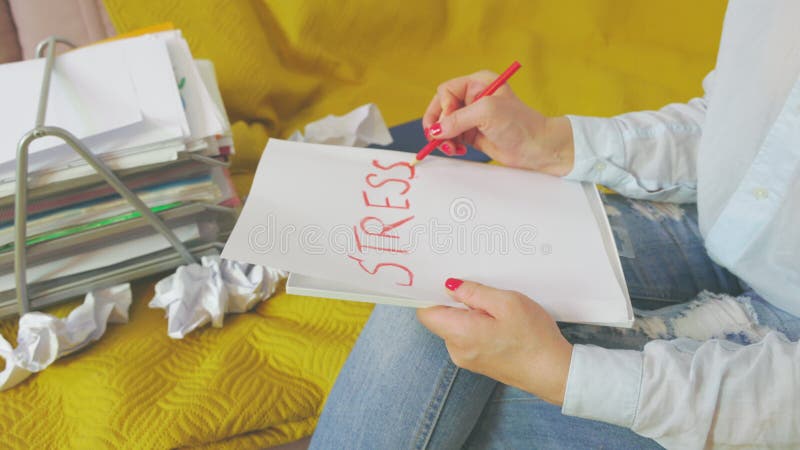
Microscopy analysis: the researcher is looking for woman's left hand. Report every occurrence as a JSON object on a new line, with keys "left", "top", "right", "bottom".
{"left": 417, "top": 279, "right": 573, "bottom": 406}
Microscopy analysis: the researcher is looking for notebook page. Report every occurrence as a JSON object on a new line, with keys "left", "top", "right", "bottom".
{"left": 222, "top": 139, "right": 630, "bottom": 325}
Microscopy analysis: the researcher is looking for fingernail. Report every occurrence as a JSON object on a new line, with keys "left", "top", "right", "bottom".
{"left": 455, "top": 144, "right": 467, "bottom": 155}
{"left": 441, "top": 143, "right": 452, "bottom": 153}
{"left": 429, "top": 122, "right": 442, "bottom": 136}
{"left": 445, "top": 278, "right": 463, "bottom": 291}
{"left": 424, "top": 127, "right": 430, "bottom": 139}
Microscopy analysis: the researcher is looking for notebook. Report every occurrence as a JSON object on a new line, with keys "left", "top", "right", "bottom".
{"left": 222, "top": 139, "right": 633, "bottom": 327}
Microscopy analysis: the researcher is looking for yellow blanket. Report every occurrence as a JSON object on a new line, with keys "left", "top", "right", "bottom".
{"left": 1, "top": 1, "right": 725, "bottom": 448}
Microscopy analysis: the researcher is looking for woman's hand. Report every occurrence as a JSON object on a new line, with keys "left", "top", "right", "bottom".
{"left": 417, "top": 279, "right": 573, "bottom": 406}
{"left": 422, "top": 71, "right": 575, "bottom": 176}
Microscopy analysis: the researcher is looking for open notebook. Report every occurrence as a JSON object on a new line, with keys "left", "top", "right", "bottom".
{"left": 222, "top": 139, "right": 633, "bottom": 327}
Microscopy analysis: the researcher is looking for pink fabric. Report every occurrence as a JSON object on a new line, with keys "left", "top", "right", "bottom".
{"left": 0, "top": 0, "right": 21, "bottom": 63}
{"left": 9, "top": 0, "right": 114, "bottom": 59}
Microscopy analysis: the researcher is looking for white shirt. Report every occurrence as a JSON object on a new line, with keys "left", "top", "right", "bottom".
{"left": 560, "top": 1, "right": 800, "bottom": 448}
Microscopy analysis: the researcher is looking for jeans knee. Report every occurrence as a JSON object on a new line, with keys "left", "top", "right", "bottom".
{"left": 664, "top": 292, "right": 770, "bottom": 344}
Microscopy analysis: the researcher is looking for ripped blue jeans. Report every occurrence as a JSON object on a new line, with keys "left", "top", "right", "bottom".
{"left": 310, "top": 195, "right": 800, "bottom": 450}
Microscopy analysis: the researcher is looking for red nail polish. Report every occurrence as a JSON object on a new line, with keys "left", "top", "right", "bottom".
{"left": 441, "top": 143, "right": 452, "bottom": 153}
{"left": 429, "top": 122, "right": 442, "bottom": 136}
{"left": 455, "top": 144, "right": 467, "bottom": 155}
{"left": 445, "top": 278, "right": 463, "bottom": 291}
{"left": 424, "top": 127, "right": 430, "bottom": 139}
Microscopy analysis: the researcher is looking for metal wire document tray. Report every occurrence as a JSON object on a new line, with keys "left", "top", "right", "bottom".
{"left": 6, "top": 36, "right": 237, "bottom": 318}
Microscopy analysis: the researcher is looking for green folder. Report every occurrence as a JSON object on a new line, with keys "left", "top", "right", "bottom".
{"left": 1, "top": 202, "right": 183, "bottom": 253}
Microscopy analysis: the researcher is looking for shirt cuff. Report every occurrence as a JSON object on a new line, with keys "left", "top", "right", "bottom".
{"left": 563, "top": 115, "right": 626, "bottom": 185}
{"left": 561, "top": 344, "right": 644, "bottom": 428}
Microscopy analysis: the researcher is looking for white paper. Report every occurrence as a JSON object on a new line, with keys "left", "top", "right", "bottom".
{"left": 0, "top": 36, "right": 189, "bottom": 180}
{"left": 0, "top": 284, "right": 131, "bottom": 391}
{"left": 0, "top": 43, "right": 142, "bottom": 167}
{"left": 148, "top": 255, "right": 286, "bottom": 339}
{"left": 222, "top": 139, "right": 630, "bottom": 325}
{"left": 195, "top": 59, "right": 232, "bottom": 133}
{"left": 0, "top": 141, "right": 184, "bottom": 197}
{"left": 288, "top": 103, "right": 392, "bottom": 147}
{"left": 287, "top": 272, "right": 443, "bottom": 308}
{"left": 152, "top": 31, "right": 226, "bottom": 140}
{"left": 0, "top": 223, "right": 199, "bottom": 292}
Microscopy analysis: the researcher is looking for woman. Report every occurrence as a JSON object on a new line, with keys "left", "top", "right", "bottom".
{"left": 310, "top": 1, "right": 800, "bottom": 448}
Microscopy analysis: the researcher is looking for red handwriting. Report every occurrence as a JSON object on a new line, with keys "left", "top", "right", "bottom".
{"left": 360, "top": 215, "right": 414, "bottom": 239}
{"left": 365, "top": 173, "right": 411, "bottom": 194}
{"left": 348, "top": 159, "right": 417, "bottom": 286}
{"left": 361, "top": 191, "right": 410, "bottom": 209}
{"left": 347, "top": 255, "right": 414, "bottom": 286}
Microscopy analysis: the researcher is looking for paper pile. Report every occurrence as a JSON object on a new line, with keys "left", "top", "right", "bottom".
{"left": 0, "top": 30, "right": 239, "bottom": 318}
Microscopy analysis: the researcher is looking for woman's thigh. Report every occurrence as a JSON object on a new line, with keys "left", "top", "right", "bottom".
{"left": 310, "top": 305, "right": 496, "bottom": 450}
{"left": 464, "top": 386, "right": 663, "bottom": 450}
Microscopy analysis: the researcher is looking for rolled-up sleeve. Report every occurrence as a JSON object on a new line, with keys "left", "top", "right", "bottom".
{"left": 562, "top": 332, "right": 800, "bottom": 449}
{"left": 563, "top": 72, "right": 713, "bottom": 203}
{"left": 561, "top": 344, "right": 643, "bottom": 427}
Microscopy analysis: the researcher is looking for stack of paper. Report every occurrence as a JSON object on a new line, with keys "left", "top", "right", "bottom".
{"left": 0, "top": 30, "right": 233, "bottom": 192}
{"left": 0, "top": 30, "right": 239, "bottom": 317}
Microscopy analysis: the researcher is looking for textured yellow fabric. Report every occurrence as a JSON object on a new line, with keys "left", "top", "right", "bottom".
{"left": 0, "top": 278, "right": 371, "bottom": 448}
{"left": 105, "top": 0, "right": 726, "bottom": 198}
{"left": 1, "top": 1, "right": 726, "bottom": 448}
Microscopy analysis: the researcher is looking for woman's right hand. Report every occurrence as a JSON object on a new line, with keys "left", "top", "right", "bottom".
{"left": 422, "top": 70, "right": 575, "bottom": 177}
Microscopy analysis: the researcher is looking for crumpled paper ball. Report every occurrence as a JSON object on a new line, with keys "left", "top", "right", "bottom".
{"left": 0, "top": 284, "right": 131, "bottom": 390}
{"left": 149, "top": 255, "right": 287, "bottom": 339}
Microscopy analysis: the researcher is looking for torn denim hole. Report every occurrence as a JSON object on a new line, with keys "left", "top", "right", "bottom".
{"left": 611, "top": 224, "right": 636, "bottom": 259}
{"left": 628, "top": 199, "right": 685, "bottom": 221}
{"left": 604, "top": 204, "right": 623, "bottom": 217}
{"left": 604, "top": 202, "right": 636, "bottom": 259}
{"left": 631, "top": 291, "right": 772, "bottom": 345}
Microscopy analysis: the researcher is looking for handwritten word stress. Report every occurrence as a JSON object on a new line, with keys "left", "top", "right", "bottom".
{"left": 348, "top": 159, "right": 417, "bottom": 286}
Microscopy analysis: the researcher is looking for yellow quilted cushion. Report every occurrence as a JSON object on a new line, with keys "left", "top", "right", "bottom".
{"left": 0, "top": 278, "right": 371, "bottom": 448}
{"left": 1, "top": 1, "right": 725, "bottom": 448}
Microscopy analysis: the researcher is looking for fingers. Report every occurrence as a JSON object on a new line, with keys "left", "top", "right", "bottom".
{"left": 422, "top": 70, "right": 504, "bottom": 157}
{"left": 423, "top": 70, "right": 498, "bottom": 129}
{"left": 428, "top": 97, "right": 495, "bottom": 141}
{"left": 417, "top": 306, "right": 466, "bottom": 338}
{"left": 423, "top": 94, "right": 443, "bottom": 130}
{"left": 417, "top": 306, "right": 494, "bottom": 346}
{"left": 417, "top": 278, "right": 531, "bottom": 344}
{"left": 465, "top": 74, "right": 494, "bottom": 103}
{"left": 422, "top": 82, "right": 464, "bottom": 130}
{"left": 436, "top": 139, "right": 466, "bottom": 156}
{"left": 445, "top": 279, "right": 524, "bottom": 318}
{"left": 422, "top": 97, "right": 459, "bottom": 156}
{"left": 422, "top": 120, "right": 467, "bottom": 156}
